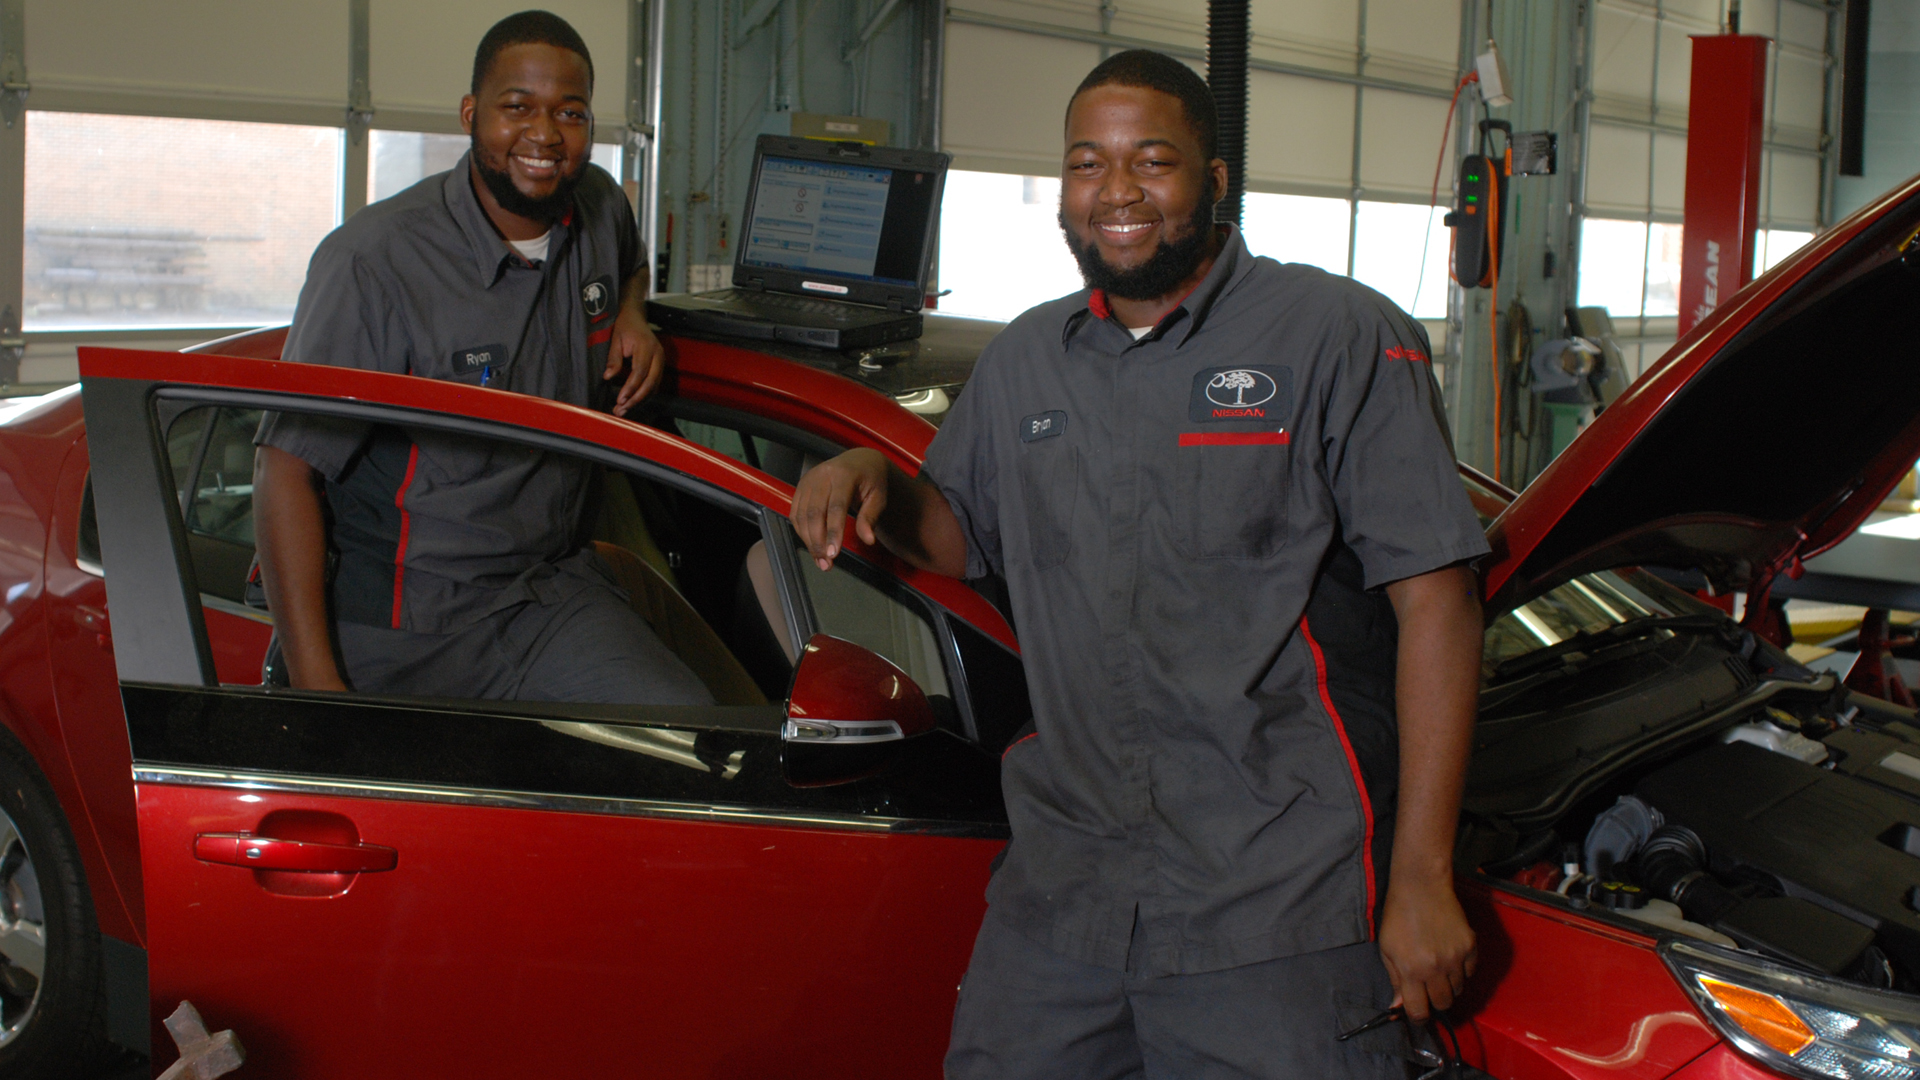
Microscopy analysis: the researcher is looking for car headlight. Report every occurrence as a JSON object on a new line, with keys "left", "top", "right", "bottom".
{"left": 1663, "top": 938, "right": 1920, "bottom": 1079}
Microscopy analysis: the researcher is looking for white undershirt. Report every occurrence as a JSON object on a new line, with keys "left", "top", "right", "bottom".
{"left": 507, "top": 230, "right": 552, "bottom": 264}
{"left": 1128, "top": 325, "right": 1153, "bottom": 340}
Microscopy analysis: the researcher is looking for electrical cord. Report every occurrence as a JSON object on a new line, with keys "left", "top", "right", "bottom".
{"left": 1410, "top": 70, "right": 1479, "bottom": 319}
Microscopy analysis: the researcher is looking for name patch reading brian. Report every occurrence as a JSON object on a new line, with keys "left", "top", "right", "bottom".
{"left": 1188, "top": 365, "right": 1292, "bottom": 423}
{"left": 1020, "top": 411, "right": 1067, "bottom": 442}
{"left": 453, "top": 344, "right": 509, "bottom": 377}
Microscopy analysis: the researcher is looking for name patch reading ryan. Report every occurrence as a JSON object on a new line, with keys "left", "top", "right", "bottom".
{"left": 1189, "top": 365, "right": 1292, "bottom": 423}
{"left": 1020, "top": 411, "right": 1067, "bottom": 442}
{"left": 453, "top": 343, "right": 510, "bottom": 377}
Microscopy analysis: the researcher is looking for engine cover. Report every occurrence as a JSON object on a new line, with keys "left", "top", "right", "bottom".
{"left": 1637, "top": 730, "right": 1920, "bottom": 973}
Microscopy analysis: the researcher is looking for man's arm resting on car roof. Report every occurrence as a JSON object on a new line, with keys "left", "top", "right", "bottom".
{"left": 791, "top": 448, "right": 968, "bottom": 578}
{"left": 254, "top": 445, "right": 348, "bottom": 692}
{"left": 1378, "top": 562, "right": 1483, "bottom": 1022}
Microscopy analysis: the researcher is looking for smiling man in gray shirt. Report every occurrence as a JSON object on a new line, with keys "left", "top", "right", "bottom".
{"left": 793, "top": 51, "right": 1488, "bottom": 1078}
{"left": 253, "top": 10, "right": 709, "bottom": 707}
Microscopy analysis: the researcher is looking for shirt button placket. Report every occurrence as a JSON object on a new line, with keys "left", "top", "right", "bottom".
{"left": 1098, "top": 329, "right": 1156, "bottom": 967}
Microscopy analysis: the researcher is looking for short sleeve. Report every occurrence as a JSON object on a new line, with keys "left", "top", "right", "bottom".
{"left": 1321, "top": 298, "right": 1490, "bottom": 590}
{"left": 253, "top": 238, "right": 399, "bottom": 477}
{"left": 919, "top": 364, "right": 1004, "bottom": 582}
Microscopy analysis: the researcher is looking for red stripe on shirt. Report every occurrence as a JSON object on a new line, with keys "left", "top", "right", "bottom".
{"left": 1177, "top": 431, "right": 1290, "bottom": 447}
{"left": 1300, "top": 616, "right": 1377, "bottom": 938}
{"left": 1001, "top": 731, "right": 1037, "bottom": 759}
{"left": 390, "top": 442, "right": 421, "bottom": 629}
{"left": 587, "top": 325, "right": 614, "bottom": 347}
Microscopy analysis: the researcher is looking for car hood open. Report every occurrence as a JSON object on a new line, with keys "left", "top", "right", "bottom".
{"left": 1484, "top": 174, "right": 1920, "bottom": 614}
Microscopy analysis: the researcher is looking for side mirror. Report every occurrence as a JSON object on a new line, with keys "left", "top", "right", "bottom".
{"left": 782, "top": 634, "right": 935, "bottom": 787}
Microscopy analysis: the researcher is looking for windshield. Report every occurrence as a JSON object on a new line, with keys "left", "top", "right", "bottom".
{"left": 1459, "top": 469, "right": 1725, "bottom": 685}
{"left": 1481, "top": 567, "right": 1720, "bottom": 683}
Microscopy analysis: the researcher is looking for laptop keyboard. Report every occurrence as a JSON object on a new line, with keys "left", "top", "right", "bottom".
{"left": 741, "top": 291, "right": 865, "bottom": 322}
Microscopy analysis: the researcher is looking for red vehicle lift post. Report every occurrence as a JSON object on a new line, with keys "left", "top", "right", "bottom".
{"left": 1678, "top": 34, "right": 1769, "bottom": 337}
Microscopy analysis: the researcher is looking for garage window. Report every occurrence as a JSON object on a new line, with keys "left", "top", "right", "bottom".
{"left": 24, "top": 111, "right": 343, "bottom": 331}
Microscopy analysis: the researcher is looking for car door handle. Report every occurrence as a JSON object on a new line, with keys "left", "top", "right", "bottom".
{"left": 193, "top": 833, "right": 398, "bottom": 873}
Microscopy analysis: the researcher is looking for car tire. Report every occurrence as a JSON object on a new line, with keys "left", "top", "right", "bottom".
{"left": 0, "top": 727, "right": 120, "bottom": 1079}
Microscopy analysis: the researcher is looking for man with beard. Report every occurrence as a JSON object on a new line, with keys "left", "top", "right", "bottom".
{"left": 791, "top": 50, "right": 1487, "bottom": 1077}
{"left": 250, "top": 10, "right": 710, "bottom": 706}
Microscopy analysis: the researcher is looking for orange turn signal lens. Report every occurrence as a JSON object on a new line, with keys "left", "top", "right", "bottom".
{"left": 1698, "top": 975, "right": 1818, "bottom": 1057}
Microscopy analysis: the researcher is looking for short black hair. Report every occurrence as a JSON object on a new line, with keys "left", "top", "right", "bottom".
{"left": 1067, "top": 49, "right": 1218, "bottom": 161}
{"left": 472, "top": 10, "right": 594, "bottom": 95}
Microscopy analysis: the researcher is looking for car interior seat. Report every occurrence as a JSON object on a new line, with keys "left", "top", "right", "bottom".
{"left": 589, "top": 541, "right": 767, "bottom": 706}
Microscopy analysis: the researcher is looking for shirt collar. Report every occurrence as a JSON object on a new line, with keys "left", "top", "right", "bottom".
{"left": 444, "top": 151, "right": 575, "bottom": 287}
{"left": 1063, "top": 224, "right": 1254, "bottom": 347}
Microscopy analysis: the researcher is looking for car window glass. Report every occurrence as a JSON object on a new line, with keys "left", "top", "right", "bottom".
{"left": 646, "top": 403, "right": 840, "bottom": 488}
{"left": 151, "top": 402, "right": 791, "bottom": 711}
{"left": 948, "top": 616, "right": 1030, "bottom": 753}
{"left": 796, "top": 548, "right": 959, "bottom": 732}
{"left": 1482, "top": 567, "right": 1716, "bottom": 682}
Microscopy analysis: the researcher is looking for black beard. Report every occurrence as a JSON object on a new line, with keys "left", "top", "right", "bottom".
{"left": 470, "top": 135, "right": 587, "bottom": 224}
{"left": 1059, "top": 188, "right": 1219, "bottom": 301}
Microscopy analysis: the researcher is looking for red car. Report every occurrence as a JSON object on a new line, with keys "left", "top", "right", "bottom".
{"left": 0, "top": 170, "right": 1916, "bottom": 1079}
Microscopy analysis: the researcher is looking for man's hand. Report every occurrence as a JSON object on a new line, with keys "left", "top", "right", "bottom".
{"left": 790, "top": 449, "right": 970, "bottom": 577}
{"left": 791, "top": 448, "right": 892, "bottom": 570}
{"left": 604, "top": 307, "right": 665, "bottom": 416}
{"left": 1379, "top": 873, "right": 1476, "bottom": 1021}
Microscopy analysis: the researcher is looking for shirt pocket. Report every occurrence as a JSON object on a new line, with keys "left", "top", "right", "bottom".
{"left": 1018, "top": 439, "right": 1079, "bottom": 569}
{"left": 1174, "top": 439, "right": 1291, "bottom": 559}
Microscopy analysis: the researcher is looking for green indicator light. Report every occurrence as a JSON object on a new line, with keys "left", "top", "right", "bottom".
{"left": 1466, "top": 195, "right": 1478, "bottom": 203}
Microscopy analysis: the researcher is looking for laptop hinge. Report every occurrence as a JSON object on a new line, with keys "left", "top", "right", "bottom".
{"left": 738, "top": 277, "right": 766, "bottom": 292}
{"left": 886, "top": 296, "right": 906, "bottom": 313}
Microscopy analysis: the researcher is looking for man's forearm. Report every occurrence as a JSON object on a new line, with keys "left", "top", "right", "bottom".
{"left": 873, "top": 461, "right": 969, "bottom": 578}
{"left": 254, "top": 445, "right": 345, "bottom": 691}
{"left": 1385, "top": 565, "right": 1483, "bottom": 883}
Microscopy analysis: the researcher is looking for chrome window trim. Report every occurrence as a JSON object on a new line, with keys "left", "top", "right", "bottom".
{"left": 132, "top": 766, "right": 1008, "bottom": 838}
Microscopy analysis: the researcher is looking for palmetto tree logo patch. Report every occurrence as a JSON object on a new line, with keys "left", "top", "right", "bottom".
{"left": 1189, "top": 365, "right": 1291, "bottom": 422}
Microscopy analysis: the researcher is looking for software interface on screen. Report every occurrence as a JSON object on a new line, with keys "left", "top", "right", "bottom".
{"left": 742, "top": 156, "right": 937, "bottom": 288}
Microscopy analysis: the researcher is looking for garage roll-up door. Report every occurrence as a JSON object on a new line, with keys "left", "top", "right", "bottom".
{"left": 372, "top": 0, "right": 628, "bottom": 132}
{"left": 1581, "top": 0, "right": 1833, "bottom": 230}
{"left": 943, "top": 0, "right": 1460, "bottom": 200}
{"left": 28, "top": 0, "right": 348, "bottom": 122}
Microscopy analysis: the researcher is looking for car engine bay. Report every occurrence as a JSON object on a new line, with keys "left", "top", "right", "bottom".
{"left": 1467, "top": 625, "right": 1920, "bottom": 993}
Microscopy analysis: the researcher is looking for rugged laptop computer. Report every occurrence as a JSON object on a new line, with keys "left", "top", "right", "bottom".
{"left": 647, "top": 135, "right": 950, "bottom": 351}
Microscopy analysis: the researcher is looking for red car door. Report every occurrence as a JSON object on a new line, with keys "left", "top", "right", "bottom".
{"left": 78, "top": 347, "right": 1014, "bottom": 1079}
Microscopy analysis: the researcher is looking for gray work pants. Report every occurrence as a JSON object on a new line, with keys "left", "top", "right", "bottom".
{"left": 336, "top": 576, "right": 714, "bottom": 706}
{"left": 946, "top": 910, "right": 1411, "bottom": 1080}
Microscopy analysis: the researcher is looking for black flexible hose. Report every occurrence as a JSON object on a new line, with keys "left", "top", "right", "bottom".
{"left": 1206, "top": 0, "right": 1248, "bottom": 225}
{"left": 1636, "top": 825, "right": 1742, "bottom": 924}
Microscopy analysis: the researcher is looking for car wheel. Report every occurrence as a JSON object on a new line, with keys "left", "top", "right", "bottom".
{"left": 0, "top": 729, "right": 118, "bottom": 1079}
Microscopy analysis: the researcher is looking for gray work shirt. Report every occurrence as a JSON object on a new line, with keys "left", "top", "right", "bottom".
{"left": 257, "top": 154, "right": 642, "bottom": 633}
{"left": 921, "top": 227, "right": 1489, "bottom": 977}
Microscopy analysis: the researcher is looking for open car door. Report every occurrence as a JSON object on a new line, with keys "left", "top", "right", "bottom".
{"left": 78, "top": 346, "right": 1010, "bottom": 1078}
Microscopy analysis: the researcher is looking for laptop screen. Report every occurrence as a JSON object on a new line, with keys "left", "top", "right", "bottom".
{"left": 740, "top": 155, "right": 939, "bottom": 288}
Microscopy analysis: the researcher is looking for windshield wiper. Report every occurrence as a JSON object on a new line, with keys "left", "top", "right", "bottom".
{"left": 1490, "top": 613, "right": 1735, "bottom": 683}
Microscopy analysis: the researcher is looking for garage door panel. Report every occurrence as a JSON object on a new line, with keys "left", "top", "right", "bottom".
{"left": 371, "top": 0, "right": 626, "bottom": 120}
{"left": 1770, "top": 48, "right": 1827, "bottom": 135}
{"left": 28, "top": 0, "right": 345, "bottom": 108}
{"left": 1584, "top": 123, "right": 1652, "bottom": 213}
{"left": 1358, "top": 88, "right": 1449, "bottom": 198}
{"left": 1765, "top": 150, "right": 1821, "bottom": 229}
{"left": 1365, "top": 0, "right": 1461, "bottom": 67}
{"left": 944, "top": 22, "right": 1100, "bottom": 175}
{"left": 1248, "top": 71, "right": 1354, "bottom": 189}
{"left": 1593, "top": 3, "right": 1657, "bottom": 105}
{"left": 1652, "top": 132, "right": 1687, "bottom": 214}
{"left": 1779, "top": 3, "right": 1829, "bottom": 50}
{"left": 1253, "top": 0, "right": 1359, "bottom": 56}
{"left": 1655, "top": 20, "right": 1696, "bottom": 116}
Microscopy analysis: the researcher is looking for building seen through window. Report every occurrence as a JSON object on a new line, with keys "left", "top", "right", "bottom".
{"left": 25, "top": 112, "right": 342, "bottom": 331}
